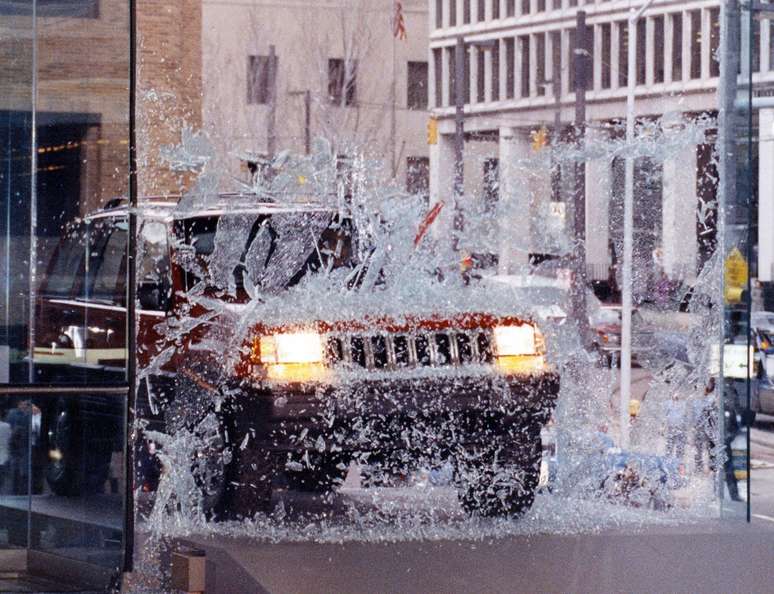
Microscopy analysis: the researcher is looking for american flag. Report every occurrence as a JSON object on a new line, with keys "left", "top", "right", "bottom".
{"left": 393, "top": 1, "right": 407, "bottom": 40}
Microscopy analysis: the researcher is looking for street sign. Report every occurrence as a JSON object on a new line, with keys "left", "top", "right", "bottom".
{"left": 725, "top": 247, "right": 749, "bottom": 288}
{"left": 724, "top": 247, "right": 749, "bottom": 304}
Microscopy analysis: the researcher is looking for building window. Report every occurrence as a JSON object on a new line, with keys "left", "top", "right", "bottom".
{"left": 477, "top": 48, "right": 486, "bottom": 102}
{"left": 568, "top": 28, "right": 576, "bottom": 91}
{"left": 492, "top": 0, "right": 500, "bottom": 20}
{"left": 406, "top": 157, "right": 430, "bottom": 200}
{"left": 601, "top": 23, "right": 611, "bottom": 89}
{"left": 536, "top": 33, "right": 546, "bottom": 96}
{"left": 522, "top": 0, "right": 530, "bottom": 16}
{"left": 433, "top": 48, "right": 443, "bottom": 107}
{"left": 1, "top": 0, "right": 98, "bottom": 17}
{"left": 753, "top": 12, "right": 761, "bottom": 72}
{"left": 505, "top": 38, "right": 515, "bottom": 99}
{"left": 552, "top": 0, "right": 561, "bottom": 9}
{"left": 654, "top": 16, "right": 665, "bottom": 83}
{"left": 618, "top": 21, "right": 628, "bottom": 87}
{"left": 636, "top": 18, "right": 646, "bottom": 85}
{"left": 492, "top": 42, "right": 500, "bottom": 101}
{"left": 690, "top": 9, "right": 701, "bottom": 79}
{"left": 449, "top": 0, "right": 457, "bottom": 27}
{"left": 464, "top": 0, "right": 471, "bottom": 24}
{"left": 709, "top": 8, "right": 720, "bottom": 77}
{"left": 551, "top": 31, "right": 561, "bottom": 95}
{"left": 464, "top": 44, "right": 472, "bottom": 102}
{"left": 247, "top": 55, "right": 277, "bottom": 105}
{"left": 329, "top": 58, "right": 357, "bottom": 106}
{"left": 520, "top": 36, "right": 530, "bottom": 98}
{"left": 478, "top": 0, "right": 485, "bottom": 22}
{"left": 436, "top": 0, "right": 443, "bottom": 28}
{"left": 407, "top": 61, "right": 428, "bottom": 110}
{"left": 537, "top": 0, "right": 545, "bottom": 12}
{"left": 506, "top": 0, "right": 515, "bottom": 18}
{"left": 448, "top": 46, "right": 457, "bottom": 106}
{"left": 672, "top": 13, "right": 683, "bottom": 81}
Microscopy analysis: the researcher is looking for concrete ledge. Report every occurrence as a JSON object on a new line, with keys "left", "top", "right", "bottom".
{"left": 173, "top": 520, "right": 774, "bottom": 594}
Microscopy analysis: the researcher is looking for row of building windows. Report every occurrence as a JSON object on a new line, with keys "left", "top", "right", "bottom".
{"left": 434, "top": 0, "right": 650, "bottom": 29}
{"left": 431, "top": 7, "right": 728, "bottom": 107}
{"left": 247, "top": 56, "right": 429, "bottom": 110}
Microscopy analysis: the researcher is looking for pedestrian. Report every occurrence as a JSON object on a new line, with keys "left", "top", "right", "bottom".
{"left": 6, "top": 399, "right": 30, "bottom": 495}
{"left": 0, "top": 411, "right": 10, "bottom": 493}
{"left": 721, "top": 380, "right": 742, "bottom": 502}
{"left": 663, "top": 393, "right": 688, "bottom": 462}
{"left": 692, "top": 378, "right": 717, "bottom": 474}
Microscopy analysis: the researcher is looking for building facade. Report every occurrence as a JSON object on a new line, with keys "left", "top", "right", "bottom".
{"left": 201, "top": 0, "right": 430, "bottom": 193}
{"left": 428, "top": 0, "right": 774, "bottom": 288}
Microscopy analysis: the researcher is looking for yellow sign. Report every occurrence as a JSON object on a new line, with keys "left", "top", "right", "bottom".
{"left": 725, "top": 248, "right": 748, "bottom": 287}
{"left": 724, "top": 247, "right": 748, "bottom": 303}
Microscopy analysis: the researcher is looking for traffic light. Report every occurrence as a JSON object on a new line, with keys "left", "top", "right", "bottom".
{"left": 427, "top": 116, "right": 438, "bottom": 145}
{"left": 530, "top": 126, "right": 549, "bottom": 152}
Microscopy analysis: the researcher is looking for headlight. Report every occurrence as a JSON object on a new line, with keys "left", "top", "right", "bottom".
{"left": 259, "top": 332, "right": 324, "bottom": 364}
{"left": 493, "top": 323, "right": 547, "bottom": 375}
{"left": 493, "top": 324, "right": 537, "bottom": 356}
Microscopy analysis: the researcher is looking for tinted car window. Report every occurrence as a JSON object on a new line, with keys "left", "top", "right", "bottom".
{"left": 43, "top": 224, "right": 86, "bottom": 297}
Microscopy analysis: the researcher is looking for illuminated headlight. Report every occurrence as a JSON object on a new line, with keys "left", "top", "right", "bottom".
{"left": 493, "top": 324, "right": 537, "bottom": 356}
{"left": 259, "top": 332, "right": 324, "bottom": 364}
{"left": 493, "top": 323, "right": 547, "bottom": 375}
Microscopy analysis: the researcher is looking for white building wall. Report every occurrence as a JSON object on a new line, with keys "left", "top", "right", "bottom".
{"left": 585, "top": 125, "right": 611, "bottom": 281}
{"left": 202, "top": 0, "right": 429, "bottom": 187}
{"left": 662, "top": 141, "right": 698, "bottom": 281}
{"left": 759, "top": 108, "right": 774, "bottom": 282}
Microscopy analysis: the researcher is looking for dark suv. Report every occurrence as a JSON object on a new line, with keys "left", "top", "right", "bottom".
{"left": 36, "top": 196, "right": 559, "bottom": 517}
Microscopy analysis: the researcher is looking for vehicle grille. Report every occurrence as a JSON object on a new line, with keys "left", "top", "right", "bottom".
{"left": 325, "top": 329, "right": 495, "bottom": 370}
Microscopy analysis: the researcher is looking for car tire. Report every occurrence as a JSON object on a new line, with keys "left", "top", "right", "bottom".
{"left": 455, "top": 432, "right": 541, "bottom": 517}
{"left": 284, "top": 454, "right": 348, "bottom": 493}
{"left": 218, "top": 446, "right": 276, "bottom": 519}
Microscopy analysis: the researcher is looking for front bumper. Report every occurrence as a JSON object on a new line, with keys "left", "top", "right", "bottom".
{"left": 226, "top": 371, "right": 560, "bottom": 454}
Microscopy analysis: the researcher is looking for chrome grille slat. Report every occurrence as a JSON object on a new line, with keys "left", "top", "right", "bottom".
{"left": 324, "top": 329, "right": 495, "bottom": 370}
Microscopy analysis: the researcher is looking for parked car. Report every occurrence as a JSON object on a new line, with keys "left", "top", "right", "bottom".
{"left": 35, "top": 195, "right": 560, "bottom": 519}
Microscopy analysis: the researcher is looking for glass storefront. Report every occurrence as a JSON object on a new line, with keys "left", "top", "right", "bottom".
{"left": 0, "top": 0, "right": 130, "bottom": 587}
{"left": 2, "top": 0, "right": 772, "bottom": 590}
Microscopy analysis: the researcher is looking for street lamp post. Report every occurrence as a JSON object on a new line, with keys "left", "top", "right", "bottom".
{"left": 621, "top": 0, "right": 656, "bottom": 448}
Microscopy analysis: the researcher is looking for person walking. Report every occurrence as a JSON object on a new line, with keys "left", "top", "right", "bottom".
{"left": 721, "top": 381, "right": 742, "bottom": 502}
{"left": 692, "top": 378, "right": 717, "bottom": 474}
{"left": 664, "top": 393, "right": 688, "bottom": 462}
{"left": 0, "top": 412, "right": 11, "bottom": 493}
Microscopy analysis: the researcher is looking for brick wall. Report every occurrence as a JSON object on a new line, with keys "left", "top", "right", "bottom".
{"left": 137, "top": 0, "right": 203, "bottom": 198}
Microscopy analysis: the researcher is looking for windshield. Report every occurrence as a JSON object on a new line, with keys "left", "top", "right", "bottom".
{"left": 174, "top": 211, "right": 354, "bottom": 297}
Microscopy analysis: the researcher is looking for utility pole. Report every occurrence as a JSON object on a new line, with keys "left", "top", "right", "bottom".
{"left": 571, "top": 10, "right": 590, "bottom": 344}
{"left": 304, "top": 90, "right": 311, "bottom": 155}
{"left": 621, "top": 0, "right": 656, "bottom": 449}
{"left": 453, "top": 37, "right": 465, "bottom": 246}
{"left": 267, "top": 44, "right": 277, "bottom": 159}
